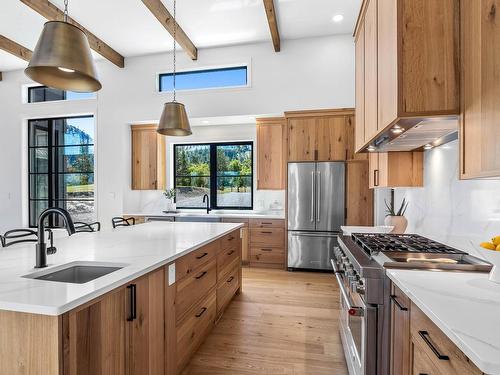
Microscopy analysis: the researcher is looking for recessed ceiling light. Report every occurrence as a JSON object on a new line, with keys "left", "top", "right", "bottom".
{"left": 367, "top": 145, "right": 376, "bottom": 152}
{"left": 423, "top": 144, "right": 433, "bottom": 150}
{"left": 332, "top": 14, "right": 344, "bottom": 23}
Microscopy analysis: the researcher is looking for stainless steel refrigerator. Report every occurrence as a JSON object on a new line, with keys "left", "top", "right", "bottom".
{"left": 287, "top": 162, "right": 345, "bottom": 271}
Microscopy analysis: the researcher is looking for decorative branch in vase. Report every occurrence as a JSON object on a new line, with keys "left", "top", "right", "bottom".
{"left": 163, "top": 188, "right": 177, "bottom": 213}
{"left": 384, "top": 197, "right": 409, "bottom": 234}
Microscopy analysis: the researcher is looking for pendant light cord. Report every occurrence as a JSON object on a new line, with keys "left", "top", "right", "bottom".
{"left": 173, "top": 0, "right": 177, "bottom": 102}
{"left": 63, "top": 0, "right": 69, "bottom": 22}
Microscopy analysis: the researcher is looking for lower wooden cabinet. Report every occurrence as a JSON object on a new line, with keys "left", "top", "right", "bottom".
{"left": 248, "top": 219, "right": 285, "bottom": 269}
{"left": 390, "top": 284, "right": 483, "bottom": 375}
{"left": 62, "top": 267, "right": 165, "bottom": 375}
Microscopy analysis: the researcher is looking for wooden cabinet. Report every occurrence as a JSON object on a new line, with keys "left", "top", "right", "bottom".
{"left": 248, "top": 218, "right": 285, "bottom": 269}
{"left": 221, "top": 218, "right": 249, "bottom": 264}
{"left": 131, "top": 124, "right": 166, "bottom": 190}
{"left": 460, "top": 0, "right": 500, "bottom": 179}
{"left": 368, "top": 152, "right": 423, "bottom": 188}
{"left": 256, "top": 117, "right": 286, "bottom": 189}
{"left": 62, "top": 268, "right": 165, "bottom": 375}
{"left": 354, "top": 0, "right": 460, "bottom": 151}
{"left": 390, "top": 284, "right": 411, "bottom": 375}
{"left": 346, "top": 160, "right": 373, "bottom": 226}
{"left": 286, "top": 109, "right": 354, "bottom": 162}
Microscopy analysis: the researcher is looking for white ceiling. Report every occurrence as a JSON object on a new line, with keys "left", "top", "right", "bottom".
{"left": 0, "top": 0, "right": 361, "bottom": 71}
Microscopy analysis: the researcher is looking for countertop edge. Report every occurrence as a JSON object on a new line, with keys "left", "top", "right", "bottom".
{"left": 4, "top": 223, "right": 244, "bottom": 317}
{"left": 125, "top": 212, "right": 286, "bottom": 219}
{"left": 387, "top": 271, "right": 498, "bottom": 374}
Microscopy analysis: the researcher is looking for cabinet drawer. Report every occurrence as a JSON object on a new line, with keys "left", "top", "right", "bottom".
{"left": 217, "top": 250, "right": 240, "bottom": 282}
{"left": 411, "top": 339, "right": 441, "bottom": 375}
{"left": 176, "top": 241, "right": 218, "bottom": 281}
{"left": 176, "top": 289, "right": 216, "bottom": 371}
{"left": 220, "top": 230, "right": 239, "bottom": 253}
{"left": 250, "top": 247, "right": 284, "bottom": 264}
{"left": 410, "top": 302, "right": 482, "bottom": 375}
{"left": 249, "top": 218, "right": 285, "bottom": 228}
{"left": 250, "top": 227, "right": 285, "bottom": 247}
{"left": 176, "top": 258, "right": 216, "bottom": 322}
{"left": 216, "top": 265, "right": 239, "bottom": 315}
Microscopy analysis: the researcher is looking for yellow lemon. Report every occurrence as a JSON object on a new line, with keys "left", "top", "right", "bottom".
{"left": 492, "top": 236, "right": 500, "bottom": 246}
{"left": 480, "top": 242, "right": 496, "bottom": 250}
{"left": 496, "top": 244, "right": 500, "bottom": 251}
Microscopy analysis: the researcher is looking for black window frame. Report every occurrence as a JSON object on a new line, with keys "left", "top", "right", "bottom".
{"left": 27, "top": 85, "right": 96, "bottom": 103}
{"left": 28, "top": 115, "right": 95, "bottom": 228}
{"left": 173, "top": 141, "right": 254, "bottom": 210}
{"left": 158, "top": 65, "right": 248, "bottom": 92}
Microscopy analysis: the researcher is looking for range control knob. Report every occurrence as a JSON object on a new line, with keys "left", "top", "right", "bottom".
{"left": 356, "top": 283, "right": 366, "bottom": 295}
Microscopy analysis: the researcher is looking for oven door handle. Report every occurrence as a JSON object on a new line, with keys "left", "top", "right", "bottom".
{"left": 331, "top": 259, "right": 364, "bottom": 317}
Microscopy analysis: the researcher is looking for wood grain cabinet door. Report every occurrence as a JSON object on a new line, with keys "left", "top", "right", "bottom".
{"left": 364, "top": 0, "right": 379, "bottom": 140}
{"left": 390, "top": 285, "right": 411, "bottom": 375}
{"left": 126, "top": 268, "right": 165, "bottom": 375}
{"left": 355, "top": 22, "right": 366, "bottom": 152}
{"left": 461, "top": 0, "right": 500, "bottom": 178}
{"left": 131, "top": 125, "right": 166, "bottom": 190}
{"left": 287, "top": 117, "right": 316, "bottom": 161}
{"left": 315, "top": 116, "right": 348, "bottom": 161}
{"left": 256, "top": 118, "right": 286, "bottom": 189}
{"left": 62, "top": 287, "right": 127, "bottom": 375}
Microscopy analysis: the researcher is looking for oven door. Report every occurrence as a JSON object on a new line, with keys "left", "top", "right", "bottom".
{"left": 331, "top": 260, "right": 377, "bottom": 375}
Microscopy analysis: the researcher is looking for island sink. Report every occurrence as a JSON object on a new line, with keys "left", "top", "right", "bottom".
{"left": 24, "top": 261, "right": 125, "bottom": 284}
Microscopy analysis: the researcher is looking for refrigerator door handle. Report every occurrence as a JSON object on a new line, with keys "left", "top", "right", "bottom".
{"left": 310, "top": 171, "right": 315, "bottom": 223}
{"left": 290, "top": 232, "right": 339, "bottom": 238}
{"left": 316, "top": 171, "right": 321, "bottom": 223}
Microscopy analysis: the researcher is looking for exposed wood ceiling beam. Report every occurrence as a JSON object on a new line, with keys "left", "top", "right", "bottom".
{"left": 20, "top": 0, "right": 124, "bottom": 68}
{"left": 0, "top": 35, "right": 33, "bottom": 61}
{"left": 263, "top": 0, "right": 280, "bottom": 52}
{"left": 141, "top": 0, "right": 198, "bottom": 60}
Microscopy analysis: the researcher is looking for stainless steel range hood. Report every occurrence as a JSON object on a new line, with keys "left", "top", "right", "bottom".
{"left": 363, "top": 116, "right": 459, "bottom": 152}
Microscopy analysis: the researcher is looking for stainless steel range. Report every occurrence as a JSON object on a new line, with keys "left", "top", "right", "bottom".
{"left": 333, "top": 233, "right": 492, "bottom": 375}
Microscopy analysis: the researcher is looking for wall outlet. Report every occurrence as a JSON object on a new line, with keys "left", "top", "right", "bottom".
{"left": 168, "top": 263, "right": 176, "bottom": 286}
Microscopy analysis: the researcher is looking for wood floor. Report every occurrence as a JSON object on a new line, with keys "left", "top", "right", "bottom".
{"left": 182, "top": 267, "right": 347, "bottom": 375}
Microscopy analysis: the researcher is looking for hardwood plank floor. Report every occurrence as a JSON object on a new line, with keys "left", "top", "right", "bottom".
{"left": 182, "top": 267, "right": 347, "bottom": 375}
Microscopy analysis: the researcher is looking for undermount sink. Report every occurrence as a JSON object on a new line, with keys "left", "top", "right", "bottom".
{"left": 23, "top": 261, "right": 126, "bottom": 284}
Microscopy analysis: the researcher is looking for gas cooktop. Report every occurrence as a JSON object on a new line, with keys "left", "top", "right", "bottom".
{"left": 350, "top": 233, "right": 492, "bottom": 272}
{"left": 351, "top": 233, "right": 466, "bottom": 255}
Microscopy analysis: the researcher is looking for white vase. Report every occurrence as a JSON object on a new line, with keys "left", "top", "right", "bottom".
{"left": 165, "top": 200, "right": 176, "bottom": 213}
{"left": 384, "top": 215, "right": 408, "bottom": 234}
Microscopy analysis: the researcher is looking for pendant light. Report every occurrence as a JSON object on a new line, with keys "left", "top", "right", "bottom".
{"left": 25, "top": 0, "right": 101, "bottom": 92}
{"left": 157, "top": 0, "right": 192, "bottom": 136}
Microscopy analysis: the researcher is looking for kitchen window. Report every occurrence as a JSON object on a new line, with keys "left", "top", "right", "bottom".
{"left": 174, "top": 142, "right": 253, "bottom": 209}
{"left": 28, "top": 115, "right": 95, "bottom": 227}
{"left": 27, "top": 85, "right": 95, "bottom": 103}
{"left": 159, "top": 65, "right": 248, "bottom": 92}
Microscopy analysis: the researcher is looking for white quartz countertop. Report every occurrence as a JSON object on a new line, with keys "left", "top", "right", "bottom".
{"left": 387, "top": 269, "right": 500, "bottom": 374}
{"left": 0, "top": 221, "right": 242, "bottom": 316}
{"left": 126, "top": 209, "right": 286, "bottom": 219}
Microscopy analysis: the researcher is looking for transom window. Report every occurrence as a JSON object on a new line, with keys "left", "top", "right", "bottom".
{"left": 27, "top": 85, "right": 96, "bottom": 103}
{"left": 28, "top": 115, "right": 95, "bottom": 227}
{"left": 159, "top": 66, "right": 248, "bottom": 92}
{"left": 174, "top": 142, "right": 253, "bottom": 210}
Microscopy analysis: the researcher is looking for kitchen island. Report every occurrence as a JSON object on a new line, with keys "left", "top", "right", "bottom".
{"left": 0, "top": 221, "right": 243, "bottom": 375}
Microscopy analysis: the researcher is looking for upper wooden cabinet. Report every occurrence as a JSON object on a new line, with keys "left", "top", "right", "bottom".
{"left": 346, "top": 160, "right": 373, "bottom": 226}
{"left": 368, "top": 152, "right": 423, "bottom": 188}
{"left": 131, "top": 124, "right": 166, "bottom": 190}
{"left": 460, "top": 0, "right": 500, "bottom": 179}
{"left": 256, "top": 117, "right": 286, "bottom": 189}
{"left": 285, "top": 109, "right": 354, "bottom": 162}
{"left": 355, "top": 0, "right": 460, "bottom": 151}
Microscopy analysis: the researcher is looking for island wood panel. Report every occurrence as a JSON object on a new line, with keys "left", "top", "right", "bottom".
{"left": 460, "top": 0, "right": 500, "bottom": 178}
{"left": 364, "top": 0, "right": 379, "bottom": 138}
{"left": 126, "top": 268, "right": 165, "bottom": 375}
{"left": 62, "top": 286, "right": 127, "bottom": 375}
{"left": 390, "top": 284, "right": 411, "bottom": 375}
{"left": 0, "top": 310, "right": 60, "bottom": 375}
{"left": 287, "top": 117, "right": 316, "bottom": 161}
{"left": 256, "top": 117, "right": 286, "bottom": 189}
{"left": 346, "top": 160, "right": 373, "bottom": 226}
{"left": 131, "top": 125, "right": 166, "bottom": 190}
{"left": 355, "top": 22, "right": 366, "bottom": 153}
{"left": 399, "top": 0, "right": 459, "bottom": 115}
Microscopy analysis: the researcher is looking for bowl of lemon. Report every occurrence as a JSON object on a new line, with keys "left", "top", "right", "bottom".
{"left": 479, "top": 236, "right": 500, "bottom": 284}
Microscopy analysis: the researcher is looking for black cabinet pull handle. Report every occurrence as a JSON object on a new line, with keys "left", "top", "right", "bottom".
{"left": 228, "top": 236, "right": 235, "bottom": 241}
{"left": 195, "top": 307, "right": 207, "bottom": 318}
{"left": 261, "top": 248, "right": 273, "bottom": 252}
{"left": 196, "top": 252, "right": 208, "bottom": 259}
{"left": 195, "top": 271, "right": 207, "bottom": 279}
{"left": 227, "top": 276, "right": 234, "bottom": 283}
{"left": 127, "top": 284, "right": 137, "bottom": 322}
{"left": 261, "top": 231, "right": 272, "bottom": 234}
{"left": 418, "top": 331, "right": 449, "bottom": 360}
{"left": 261, "top": 222, "right": 273, "bottom": 225}
{"left": 390, "top": 295, "right": 408, "bottom": 311}
{"left": 227, "top": 250, "right": 235, "bottom": 256}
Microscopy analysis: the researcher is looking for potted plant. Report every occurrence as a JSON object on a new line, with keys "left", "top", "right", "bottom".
{"left": 384, "top": 197, "right": 409, "bottom": 234}
{"left": 163, "top": 188, "right": 177, "bottom": 213}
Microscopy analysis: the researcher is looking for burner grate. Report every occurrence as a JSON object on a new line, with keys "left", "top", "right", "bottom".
{"left": 351, "top": 233, "right": 466, "bottom": 256}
